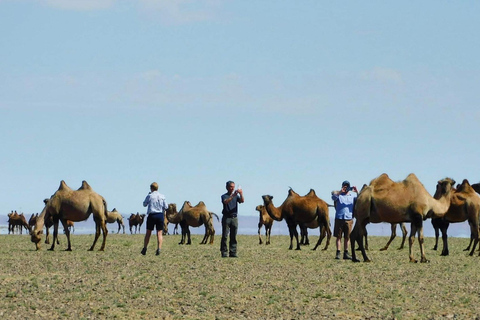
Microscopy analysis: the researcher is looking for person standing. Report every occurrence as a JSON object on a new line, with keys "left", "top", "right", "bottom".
{"left": 220, "top": 180, "right": 244, "bottom": 258}
{"left": 331, "top": 180, "right": 358, "bottom": 260}
{"left": 141, "top": 182, "right": 168, "bottom": 256}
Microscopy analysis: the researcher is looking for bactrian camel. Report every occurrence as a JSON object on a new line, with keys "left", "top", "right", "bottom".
{"left": 262, "top": 188, "right": 331, "bottom": 251}
{"left": 128, "top": 213, "right": 145, "bottom": 234}
{"left": 30, "top": 180, "right": 109, "bottom": 251}
{"left": 166, "top": 201, "right": 219, "bottom": 245}
{"left": 8, "top": 211, "right": 31, "bottom": 234}
{"left": 106, "top": 208, "right": 125, "bottom": 234}
{"left": 256, "top": 205, "right": 273, "bottom": 245}
{"left": 350, "top": 173, "right": 455, "bottom": 263}
{"left": 430, "top": 179, "right": 480, "bottom": 256}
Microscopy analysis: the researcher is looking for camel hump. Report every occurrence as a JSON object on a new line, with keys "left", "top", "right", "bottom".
{"left": 288, "top": 188, "right": 299, "bottom": 197}
{"left": 112, "top": 208, "right": 117, "bottom": 212}
{"left": 196, "top": 201, "right": 206, "bottom": 207}
{"left": 79, "top": 180, "right": 92, "bottom": 190}
{"left": 58, "top": 180, "right": 71, "bottom": 191}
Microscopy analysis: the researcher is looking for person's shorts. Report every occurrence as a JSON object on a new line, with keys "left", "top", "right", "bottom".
{"left": 146, "top": 213, "right": 164, "bottom": 231}
{"left": 334, "top": 219, "right": 353, "bottom": 239}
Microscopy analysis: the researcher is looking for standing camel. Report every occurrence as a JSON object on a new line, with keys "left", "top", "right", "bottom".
{"left": 30, "top": 180, "right": 109, "bottom": 251}
{"left": 256, "top": 205, "right": 273, "bottom": 245}
{"left": 350, "top": 173, "right": 455, "bottom": 263}
{"left": 430, "top": 179, "right": 480, "bottom": 256}
{"left": 262, "top": 188, "right": 331, "bottom": 251}
{"left": 8, "top": 212, "right": 30, "bottom": 234}
{"left": 166, "top": 201, "right": 219, "bottom": 245}
{"left": 106, "top": 208, "right": 126, "bottom": 234}
{"left": 128, "top": 213, "right": 145, "bottom": 234}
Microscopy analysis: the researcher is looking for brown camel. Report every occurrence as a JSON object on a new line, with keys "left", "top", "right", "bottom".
{"left": 128, "top": 213, "right": 145, "bottom": 234}
{"left": 8, "top": 211, "right": 30, "bottom": 234}
{"left": 261, "top": 188, "right": 331, "bottom": 251}
{"left": 350, "top": 173, "right": 455, "bottom": 263}
{"left": 30, "top": 180, "right": 108, "bottom": 251}
{"left": 28, "top": 213, "right": 38, "bottom": 230}
{"left": 430, "top": 179, "right": 480, "bottom": 256}
{"left": 256, "top": 205, "right": 273, "bottom": 245}
{"left": 106, "top": 208, "right": 125, "bottom": 234}
{"left": 166, "top": 201, "right": 219, "bottom": 245}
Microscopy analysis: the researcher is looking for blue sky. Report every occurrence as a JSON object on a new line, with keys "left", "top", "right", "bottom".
{"left": 1, "top": 1, "right": 479, "bottom": 237}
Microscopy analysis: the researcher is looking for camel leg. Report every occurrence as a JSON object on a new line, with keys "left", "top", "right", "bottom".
{"left": 468, "top": 221, "right": 480, "bottom": 256}
{"left": 380, "top": 223, "right": 397, "bottom": 251}
{"left": 408, "top": 223, "right": 417, "bottom": 263}
{"left": 209, "top": 228, "right": 215, "bottom": 244}
{"left": 323, "top": 224, "right": 332, "bottom": 251}
{"left": 399, "top": 223, "right": 407, "bottom": 250}
{"left": 49, "top": 219, "right": 60, "bottom": 251}
{"left": 417, "top": 224, "right": 428, "bottom": 263}
{"left": 440, "top": 223, "right": 449, "bottom": 256}
{"left": 186, "top": 226, "right": 192, "bottom": 245}
{"left": 350, "top": 220, "right": 370, "bottom": 262}
{"left": 99, "top": 221, "right": 108, "bottom": 251}
{"left": 258, "top": 223, "right": 263, "bottom": 245}
{"left": 266, "top": 225, "right": 271, "bottom": 245}
{"left": 89, "top": 221, "right": 101, "bottom": 251}
{"left": 60, "top": 220, "right": 72, "bottom": 251}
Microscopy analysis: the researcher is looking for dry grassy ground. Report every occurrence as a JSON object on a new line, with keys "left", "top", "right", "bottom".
{"left": 1, "top": 233, "right": 480, "bottom": 319}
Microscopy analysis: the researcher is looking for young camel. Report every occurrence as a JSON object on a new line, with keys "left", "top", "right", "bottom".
{"left": 430, "top": 179, "right": 480, "bottom": 256}
{"left": 350, "top": 173, "right": 455, "bottom": 263}
{"left": 262, "top": 188, "right": 331, "bottom": 251}
{"left": 30, "top": 180, "right": 109, "bottom": 251}
{"left": 256, "top": 205, "right": 273, "bottom": 245}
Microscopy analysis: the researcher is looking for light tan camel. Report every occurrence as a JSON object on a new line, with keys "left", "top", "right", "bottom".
{"left": 430, "top": 179, "right": 480, "bottom": 256}
{"left": 166, "top": 201, "right": 219, "bottom": 245}
{"left": 106, "top": 208, "right": 125, "bottom": 234}
{"left": 256, "top": 205, "right": 273, "bottom": 245}
{"left": 8, "top": 211, "right": 31, "bottom": 234}
{"left": 350, "top": 173, "right": 455, "bottom": 263}
{"left": 30, "top": 180, "right": 108, "bottom": 251}
{"left": 128, "top": 213, "right": 145, "bottom": 234}
{"left": 262, "top": 188, "right": 331, "bottom": 250}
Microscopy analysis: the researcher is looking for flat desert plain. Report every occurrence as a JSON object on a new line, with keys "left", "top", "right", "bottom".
{"left": 1, "top": 233, "right": 480, "bottom": 319}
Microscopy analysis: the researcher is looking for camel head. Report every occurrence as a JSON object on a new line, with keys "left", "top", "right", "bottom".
{"left": 255, "top": 205, "right": 264, "bottom": 212}
{"left": 262, "top": 195, "right": 274, "bottom": 206}
{"left": 434, "top": 178, "right": 456, "bottom": 200}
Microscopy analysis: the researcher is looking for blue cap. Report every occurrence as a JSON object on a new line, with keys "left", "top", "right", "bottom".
{"left": 342, "top": 180, "right": 350, "bottom": 187}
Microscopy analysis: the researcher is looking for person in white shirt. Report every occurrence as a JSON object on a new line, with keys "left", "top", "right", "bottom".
{"left": 141, "top": 182, "right": 167, "bottom": 256}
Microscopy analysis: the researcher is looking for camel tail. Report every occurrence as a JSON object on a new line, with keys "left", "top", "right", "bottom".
{"left": 210, "top": 212, "right": 220, "bottom": 222}
{"left": 326, "top": 203, "right": 335, "bottom": 208}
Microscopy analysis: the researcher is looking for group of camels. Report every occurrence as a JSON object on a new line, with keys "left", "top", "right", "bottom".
{"left": 21, "top": 173, "right": 480, "bottom": 264}
{"left": 27, "top": 180, "right": 219, "bottom": 251}
{"left": 258, "top": 173, "right": 480, "bottom": 263}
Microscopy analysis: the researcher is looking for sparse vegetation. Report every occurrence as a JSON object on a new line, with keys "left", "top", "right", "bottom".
{"left": 1, "top": 234, "right": 480, "bottom": 319}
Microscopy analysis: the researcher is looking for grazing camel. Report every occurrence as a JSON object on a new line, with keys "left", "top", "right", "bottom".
{"left": 106, "top": 208, "right": 125, "bottom": 234}
{"left": 262, "top": 188, "right": 331, "bottom": 251}
{"left": 166, "top": 201, "right": 219, "bottom": 245}
{"left": 30, "top": 180, "right": 109, "bottom": 251}
{"left": 8, "top": 211, "right": 30, "bottom": 234}
{"left": 350, "top": 173, "right": 455, "bottom": 263}
{"left": 256, "top": 205, "right": 273, "bottom": 245}
{"left": 128, "top": 213, "right": 145, "bottom": 234}
{"left": 430, "top": 179, "right": 480, "bottom": 256}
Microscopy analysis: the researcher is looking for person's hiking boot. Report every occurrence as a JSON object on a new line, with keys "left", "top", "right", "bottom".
{"left": 229, "top": 254, "right": 238, "bottom": 258}
{"left": 335, "top": 250, "right": 341, "bottom": 260}
{"left": 156, "top": 249, "right": 161, "bottom": 256}
{"left": 343, "top": 251, "right": 352, "bottom": 260}
{"left": 141, "top": 247, "right": 147, "bottom": 255}
{"left": 221, "top": 253, "right": 228, "bottom": 258}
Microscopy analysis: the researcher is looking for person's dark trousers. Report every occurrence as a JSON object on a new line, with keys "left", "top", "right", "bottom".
{"left": 220, "top": 215, "right": 238, "bottom": 257}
